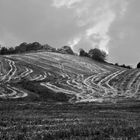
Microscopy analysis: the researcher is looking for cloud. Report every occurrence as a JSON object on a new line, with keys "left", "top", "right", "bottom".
{"left": 52, "top": 0, "right": 83, "bottom": 8}
{"left": 52, "top": 0, "right": 129, "bottom": 53}
{"left": 0, "top": 0, "right": 129, "bottom": 57}
{"left": 85, "top": 10, "right": 116, "bottom": 54}
{"left": 68, "top": 36, "right": 81, "bottom": 50}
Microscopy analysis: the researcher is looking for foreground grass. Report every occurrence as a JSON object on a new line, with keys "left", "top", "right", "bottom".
{"left": 0, "top": 101, "right": 140, "bottom": 140}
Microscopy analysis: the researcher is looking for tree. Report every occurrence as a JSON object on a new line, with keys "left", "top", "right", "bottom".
{"left": 8, "top": 47, "right": 15, "bottom": 54}
{"left": 18, "top": 42, "right": 28, "bottom": 52}
{"left": 88, "top": 48, "right": 107, "bottom": 62}
{"left": 42, "top": 44, "right": 56, "bottom": 52}
{"left": 114, "top": 63, "right": 132, "bottom": 69}
{"left": 115, "top": 63, "right": 119, "bottom": 66}
{"left": 0, "top": 47, "right": 8, "bottom": 55}
{"left": 79, "top": 49, "right": 89, "bottom": 57}
{"left": 137, "top": 62, "right": 140, "bottom": 68}
{"left": 31, "top": 42, "right": 42, "bottom": 50}
{"left": 57, "top": 46, "right": 74, "bottom": 55}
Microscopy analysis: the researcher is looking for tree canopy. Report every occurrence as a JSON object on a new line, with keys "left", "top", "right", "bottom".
{"left": 0, "top": 42, "right": 74, "bottom": 55}
{"left": 137, "top": 62, "right": 140, "bottom": 68}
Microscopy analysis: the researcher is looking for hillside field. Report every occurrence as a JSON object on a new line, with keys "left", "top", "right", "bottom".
{"left": 0, "top": 52, "right": 140, "bottom": 139}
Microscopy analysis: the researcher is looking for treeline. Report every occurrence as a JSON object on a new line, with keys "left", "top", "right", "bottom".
{"left": 0, "top": 42, "right": 74, "bottom": 55}
{"left": 114, "top": 63, "right": 132, "bottom": 69}
{"left": 0, "top": 42, "right": 53, "bottom": 55}
{"left": 79, "top": 48, "right": 107, "bottom": 63}
{"left": 79, "top": 48, "right": 133, "bottom": 69}
{"left": 0, "top": 42, "right": 107, "bottom": 63}
{"left": 0, "top": 42, "right": 135, "bottom": 69}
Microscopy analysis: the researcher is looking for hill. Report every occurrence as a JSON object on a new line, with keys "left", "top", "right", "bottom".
{"left": 0, "top": 51, "right": 140, "bottom": 103}
{"left": 1, "top": 51, "right": 140, "bottom": 139}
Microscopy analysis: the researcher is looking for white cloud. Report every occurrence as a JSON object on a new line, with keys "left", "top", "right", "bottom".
{"left": 85, "top": 10, "right": 116, "bottom": 53}
{"left": 68, "top": 36, "right": 81, "bottom": 50}
{"left": 52, "top": 0, "right": 129, "bottom": 54}
{"left": 52, "top": 0, "right": 82, "bottom": 8}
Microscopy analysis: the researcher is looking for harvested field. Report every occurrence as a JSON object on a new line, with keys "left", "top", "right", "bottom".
{"left": 0, "top": 52, "right": 140, "bottom": 139}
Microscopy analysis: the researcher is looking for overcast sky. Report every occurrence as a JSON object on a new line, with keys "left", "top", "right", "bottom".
{"left": 0, "top": 0, "right": 139, "bottom": 66}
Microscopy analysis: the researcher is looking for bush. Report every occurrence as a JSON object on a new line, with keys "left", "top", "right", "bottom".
{"left": 0, "top": 42, "right": 60, "bottom": 55}
{"left": 0, "top": 47, "right": 8, "bottom": 55}
{"left": 137, "top": 62, "right": 140, "bottom": 68}
{"left": 79, "top": 49, "right": 89, "bottom": 57}
{"left": 88, "top": 48, "right": 107, "bottom": 62}
{"left": 115, "top": 63, "right": 132, "bottom": 69}
{"left": 57, "top": 46, "right": 74, "bottom": 55}
{"left": 115, "top": 63, "right": 119, "bottom": 66}
{"left": 0, "top": 43, "right": 76, "bottom": 56}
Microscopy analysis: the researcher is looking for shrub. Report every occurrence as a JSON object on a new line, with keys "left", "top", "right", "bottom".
{"left": 57, "top": 46, "right": 74, "bottom": 55}
{"left": 137, "top": 62, "right": 140, "bottom": 68}
{"left": 115, "top": 63, "right": 132, "bottom": 69}
{"left": 79, "top": 49, "right": 89, "bottom": 57}
{"left": 115, "top": 63, "right": 119, "bottom": 66}
{"left": 0, "top": 47, "right": 8, "bottom": 55}
{"left": 88, "top": 48, "right": 107, "bottom": 62}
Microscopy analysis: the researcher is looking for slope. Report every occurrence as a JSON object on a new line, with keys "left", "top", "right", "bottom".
{"left": 0, "top": 51, "right": 140, "bottom": 103}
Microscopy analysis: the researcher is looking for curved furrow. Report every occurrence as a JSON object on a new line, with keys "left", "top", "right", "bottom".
{"left": 104, "top": 70, "right": 127, "bottom": 92}
{"left": 17, "top": 56, "right": 61, "bottom": 73}
{"left": 41, "top": 82, "right": 78, "bottom": 95}
{"left": 5, "top": 60, "right": 17, "bottom": 82}
{"left": 19, "top": 67, "right": 33, "bottom": 78}
{"left": 118, "top": 70, "right": 139, "bottom": 93}
{"left": 63, "top": 71, "right": 98, "bottom": 100}
{"left": 98, "top": 70, "right": 124, "bottom": 93}
{"left": 83, "top": 74, "right": 105, "bottom": 94}
{"left": 134, "top": 76, "right": 140, "bottom": 95}
{"left": 29, "top": 52, "right": 109, "bottom": 73}
{"left": 0, "top": 85, "right": 28, "bottom": 99}
{"left": 13, "top": 66, "right": 28, "bottom": 80}
{"left": 13, "top": 57, "right": 54, "bottom": 74}
{"left": 0, "top": 61, "right": 6, "bottom": 80}
{"left": 126, "top": 70, "right": 140, "bottom": 91}
{"left": 10, "top": 87, "right": 28, "bottom": 98}
{"left": 1, "top": 59, "right": 13, "bottom": 81}
{"left": 53, "top": 73, "right": 83, "bottom": 93}
{"left": 88, "top": 70, "right": 125, "bottom": 99}
{"left": 25, "top": 55, "right": 61, "bottom": 69}
{"left": 0, "top": 60, "right": 5, "bottom": 76}
{"left": 126, "top": 70, "right": 140, "bottom": 95}
{"left": 2, "top": 52, "right": 140, "bottom": 103}
{"left": 108, "top": 70, "right": 129, "bottom": 90}
{"left": 30, "top": 72, "right": 47, "bottom": 81}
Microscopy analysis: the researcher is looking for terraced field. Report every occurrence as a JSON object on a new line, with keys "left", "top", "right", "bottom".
{"left": 1, "top": 51, "right": 140, "bottom": 139}
{"left": 0, "top": 51, "right": 140, "bottom": 103}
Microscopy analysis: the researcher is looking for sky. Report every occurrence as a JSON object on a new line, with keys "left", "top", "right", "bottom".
{"left": 0, "top": 0, "right": 139, "bottom": 66}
